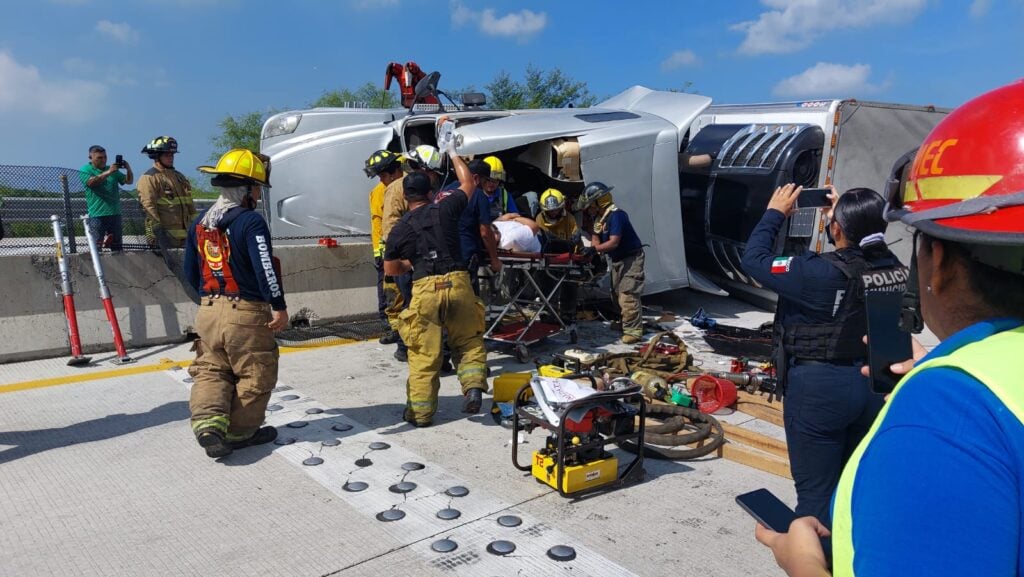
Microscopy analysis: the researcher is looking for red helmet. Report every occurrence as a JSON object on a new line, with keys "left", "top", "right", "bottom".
{"left": 886, "top": 80, "right": 1024, "bottom": 251}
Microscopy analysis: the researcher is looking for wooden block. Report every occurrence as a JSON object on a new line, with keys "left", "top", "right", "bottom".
{"left": 721, "top": 443, "right": 793, "bottom": 480}
{"left": 721, "top": 423, "right": 788, "bottom": 459}
{"left": 736, "top": 401, "right": 784, "bottom": 428}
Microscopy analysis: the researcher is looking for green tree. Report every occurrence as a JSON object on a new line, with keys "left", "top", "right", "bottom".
{"left": 210, "top": 111, "right": 267, "bottom": 159}
{"left": 486, "top": 66, "right": 595, "bottom": 109}
{"left": 311, "top": 81, "right": 397, "bottom": 108}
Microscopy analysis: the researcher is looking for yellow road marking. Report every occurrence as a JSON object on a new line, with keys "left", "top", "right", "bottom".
{"left": 0, "top": 338, "right": 363, "bottom": 395}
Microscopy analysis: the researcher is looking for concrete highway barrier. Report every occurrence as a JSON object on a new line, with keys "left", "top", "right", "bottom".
{"left": 0, "top": 243, "right": 376, "bottom": 363}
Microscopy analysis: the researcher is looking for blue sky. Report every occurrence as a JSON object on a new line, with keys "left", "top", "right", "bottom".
{"left": 1, "top": 0, "right": 1021, "bottom": 184}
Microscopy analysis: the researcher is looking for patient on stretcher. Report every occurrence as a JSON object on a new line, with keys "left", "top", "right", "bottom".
{"left": 491, "top": 216, "right": 542, "bottom": 253}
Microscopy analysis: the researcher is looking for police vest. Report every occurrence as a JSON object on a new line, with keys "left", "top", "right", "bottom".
{"left": 831, "top": 325, "right": 1024, "bottom": 576}
{"left": 403, "top": 204, "right": 463, "bottom": 281}
{"left": 195, "top": 209, "right": 243, "bottom": 298}
{"left": 781, "top": 247, "right": 908, "bottom": 361}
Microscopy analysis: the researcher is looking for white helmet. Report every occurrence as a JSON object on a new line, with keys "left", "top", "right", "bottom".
{"left": 406, "top": 144, "right": 443, "bottom": 171}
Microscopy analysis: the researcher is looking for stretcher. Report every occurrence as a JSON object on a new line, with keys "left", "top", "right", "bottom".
{"left": 482, "top": 249, "right": 600, "bottom": 362}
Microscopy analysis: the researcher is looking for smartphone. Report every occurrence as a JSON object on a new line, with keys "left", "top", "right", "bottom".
{"left": 796, "top": 187, "right": 831, "bottom": 208}
{"left": 114, "top": 154, "right": 124, "bottom": 168}
{"left": 866, "top": 290, "right": 913, "bottom": 395}
{"left": 736, "top": 489, "right": 797, "bottom": 532}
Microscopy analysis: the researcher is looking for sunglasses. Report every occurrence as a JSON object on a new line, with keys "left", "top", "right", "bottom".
{"left": 884, "top": 149, "right": 918, "bottom": 212}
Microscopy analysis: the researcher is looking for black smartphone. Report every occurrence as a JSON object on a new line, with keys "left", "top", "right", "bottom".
{"left": 866, "top": 291, "right": 913, "bottom": 395}
{"left": 115, "top": 154, "right": 124, "bottom": 167}
{"left": 736, "top": 488, "right": 797, "bottom": 532}
{"left": 797, "top": 187, "right": 831, "bottom": 208}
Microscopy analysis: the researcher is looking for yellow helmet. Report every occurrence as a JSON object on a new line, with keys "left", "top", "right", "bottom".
{"left": 198, "top": 148, "right": 271, "bottom": 186}
{"left": 483, "top": 156, "right": 506, "bottom": 182}
{"left": 540, "top": 188, "right": 565, "bottom": 212}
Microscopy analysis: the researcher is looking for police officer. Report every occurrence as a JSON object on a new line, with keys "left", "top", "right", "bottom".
{"left": 184, "top": 149, "right": 287, "bottom": 459}
{"left": 364, "top": 150, "right": 404, "bottom": 344}
{"left": 741, "top": 183, "right": 906, "bottom": 527}
{"left": 136, "top": 136, "right": 196, "bottom": 248}
{"left": 576, "top": 182, "right": 646, "bottom": 344}
{"left": 384, "top": 142, "right": 488, "bottom": 427}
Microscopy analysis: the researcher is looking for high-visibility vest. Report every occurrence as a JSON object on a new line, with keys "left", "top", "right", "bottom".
{"left": 831, "top": 325, "right": 1024, "bottom": 576}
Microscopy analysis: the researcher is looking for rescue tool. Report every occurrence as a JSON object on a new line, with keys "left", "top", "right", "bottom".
{"left": 81, "top": 215, "right": 134, "bottom": 364}
{"left": 51, "top": 215, "right": 91, "bottom": 367}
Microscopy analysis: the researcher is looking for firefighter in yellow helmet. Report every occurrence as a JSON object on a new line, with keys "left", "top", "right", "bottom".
{"left": 481, "top": 156, "right": 519, "bottom": 219}
{"left": 136, "top": 136, "right": 196, "bottom": 248}
{"left": 185, "top": 148, "right": 287, "bottom": 459}
{"left": 384, "top": 142, "right": 488, "bottom": 427}
{"left": 364, "top": 150, "right": 404, "bottom": 344}
{"left": 536, "top": 188, "right": 582, "bottom": 323}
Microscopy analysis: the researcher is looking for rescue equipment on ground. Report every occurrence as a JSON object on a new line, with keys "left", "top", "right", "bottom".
{"left": 81, "top": 216, "right": 133, "bottom": 364}
{"left": 511, "top": 373, "right": 646, "bottom": 496}
{"left": 51, "top": 215, "right": 91, "bottom": 367}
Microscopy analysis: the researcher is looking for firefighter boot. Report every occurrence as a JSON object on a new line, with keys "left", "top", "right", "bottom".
{"left": 229, "top": 426, "right": 278, "bottom": 449}
{"left": 462, "top": 388, "right": 483, "bottom": 414}
{"left": 196, "top": 429, "right": 232, "bottom": 459}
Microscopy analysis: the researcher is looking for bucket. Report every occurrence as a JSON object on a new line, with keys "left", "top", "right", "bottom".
{"left": 492, "top": 372, "right": 533, "bottom": 403}
{"left": 690, "top": 375, "right": 738, "bottom": 414}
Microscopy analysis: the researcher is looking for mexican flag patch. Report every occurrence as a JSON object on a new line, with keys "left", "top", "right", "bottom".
{"left": 771, "top": 257, "right": 793, "bottom": 274}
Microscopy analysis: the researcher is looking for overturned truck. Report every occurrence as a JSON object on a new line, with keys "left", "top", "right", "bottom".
{"left": 260, "top": 80, "right": 947, "bottom": 297}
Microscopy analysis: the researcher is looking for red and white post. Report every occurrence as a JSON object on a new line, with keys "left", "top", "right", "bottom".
{"left": 51, "top": 215, "right": 91, "bottom": 366}
{"left": 81, "top": 215, "right": 134, "bottom": 364}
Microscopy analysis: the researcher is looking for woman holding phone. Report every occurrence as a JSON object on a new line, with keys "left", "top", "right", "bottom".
{"left": 741, "top": 184, "right": 907, "bottom": 528}
{"left": 756, "top": 80, "right": 1024, "bottom": 577}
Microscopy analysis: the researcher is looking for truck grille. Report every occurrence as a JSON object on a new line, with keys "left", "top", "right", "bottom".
{"left": 718, "top": 124, "right": 808, "bottom": 170}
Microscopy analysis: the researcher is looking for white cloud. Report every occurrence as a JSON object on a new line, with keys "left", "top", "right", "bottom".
{"left": 661, "top": 50, "right": 700, "bottom": 71}
{"left": 95, "top": 20, "right": 140, "bottom": 44}
{"left": 733, "top": 0, "right": 927, "bottom": 55}
{"left": 62, "top": 57, "right": 96, "bottom": 75}
{"left": 969, "top": 0, "right": 991, "bottom": 17}
{"left": 0, "top": 51, "right": 107, "bottom": 120}
{"left": 772, "top": 62, "right": 887, "bottom": 97}
{"left": 451, "top": 2, "right": 547, "bottom": 41}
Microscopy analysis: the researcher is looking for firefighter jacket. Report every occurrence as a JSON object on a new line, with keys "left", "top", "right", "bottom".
{"left": 369, "top": 181, "right": 386, "bottom": 258}
{"left": 136, "top": 164, "right": 196, "bottom": 247}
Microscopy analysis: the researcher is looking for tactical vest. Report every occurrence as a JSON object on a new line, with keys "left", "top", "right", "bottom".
{"left": 404, "top": 204, "right": 463, "bottom": 281}
{"left": 780, "top": 248, "right": 908, "bottom": 361}
{"left": 831, "top": 325, "right": 1024, "bottom": 576}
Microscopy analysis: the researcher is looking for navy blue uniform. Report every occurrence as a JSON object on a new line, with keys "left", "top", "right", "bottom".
{"left": 184, "top": 207, "right": 287, "bottom": 311}
{"left": 741, "top": 209, "right": 883, "bottom": 528}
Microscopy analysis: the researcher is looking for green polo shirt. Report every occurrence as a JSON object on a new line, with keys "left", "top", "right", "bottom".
{"left": 80, "top": 163, "right": 126, "bottom": 217}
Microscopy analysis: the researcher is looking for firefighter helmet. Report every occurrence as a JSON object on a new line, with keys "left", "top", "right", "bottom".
{"left": 885, "top": 79, "right": 1024, "bottom": 272}
{"left": 141, "top": 136, "right": 178, "bottom": 158}
{"left": 483, "top": 156, "right": 506, "bottom": 182}
{"left": 406, "top": 144, "right": 443, "bottom": 172}
{"left": 363, "top": 149, "right": 401, "bottom": 178}
{"left": 574, "top": 181, "right": 614, "bottom": 211}
{"left": 540, "top": 188, "right": 565, "bottom": 213}
{"left": 198, "top": 149, "right": 271, "bottom": 187}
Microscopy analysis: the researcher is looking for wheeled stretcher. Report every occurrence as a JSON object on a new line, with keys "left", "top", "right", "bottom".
{"left": 482, "top": 250, "right": 600, "bottom": 362}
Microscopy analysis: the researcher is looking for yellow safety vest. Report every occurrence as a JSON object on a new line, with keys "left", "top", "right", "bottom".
{"left": 831, "top": 325, "right": 1024, "bottom": 576}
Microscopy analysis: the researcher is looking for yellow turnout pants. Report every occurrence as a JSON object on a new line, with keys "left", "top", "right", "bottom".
{"left": 397, "top": 271, "right": 487, "bottom": 424}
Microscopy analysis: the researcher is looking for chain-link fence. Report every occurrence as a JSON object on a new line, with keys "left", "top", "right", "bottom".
{"left": 0, "top": 164, "right": 371, "bottom": 256}
{"left": 0, "top": 164, "right": 215, "bottom": 256}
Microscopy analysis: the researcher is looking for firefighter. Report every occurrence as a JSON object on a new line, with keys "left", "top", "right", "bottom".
{"left": 364, "top": 150, "right": 403, "bottom": 344}
{"left": 481, "top": 156, "right": 519, "bottom": 219}
{"left": 458, "top": 159, "right": 504, "bottom": 295}
{"left": 741, "top": 185, "right": 906, "bottom": 527}
{"left": 383, "top": 143, "right": 488, "bottom": 427}
{"left": 757, "top": 79, "right": 1024, "bottom": 577}
{"left": 576, "top": 182, "right": 645, "bottom": 344}
{"left": 536, "top": 188, "right": 581, "bottom": 323}
{"left": 136, "top": 136, "right": 196, "bottom": 248}
{"left": 380, "top": 144, "right": 444, "bottom": 362}
{"left": 184, "top": 149, "right": 287, "bottom": 459}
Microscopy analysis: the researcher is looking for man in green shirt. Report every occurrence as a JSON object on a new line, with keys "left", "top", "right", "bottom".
{"left": 80, "top": 144, "right": 133, "bottom": 251}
